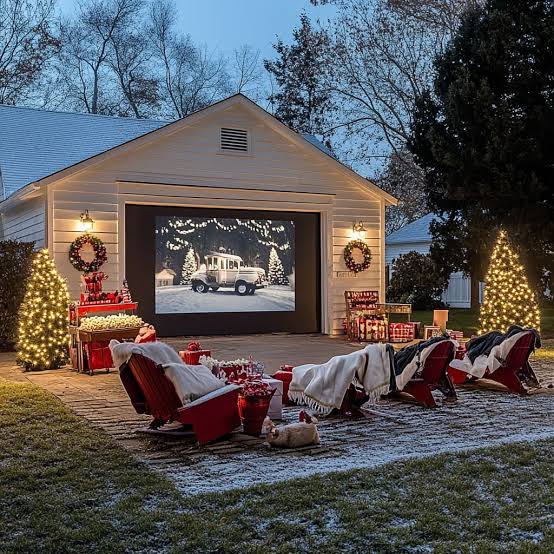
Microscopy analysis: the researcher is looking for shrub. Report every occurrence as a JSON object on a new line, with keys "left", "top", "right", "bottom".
{"left": 387, "top": 251, "right": 448, "bottom": 310}
{"left": 0, "top": 240, "right": 35, "bottom": 351}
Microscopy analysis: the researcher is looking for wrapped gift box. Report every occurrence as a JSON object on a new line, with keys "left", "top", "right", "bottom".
{"left": 273, "top": 366, "right": 294, "bottom": 405}
{"left": 83, "top": 340, "right": 113, "bottom": 370}
{"left": 262, "top": 377, "right": 283, "bottom": 420}
{"left": 447, "top": 329, "right": 464, "bottom": 341}
{"left": 179, "top": 349, "right": 211, "bottom": 365}
{"left": 355, "top": 316, "right": 388, "bottom": 342}
{"left": 388, "top": 322, "right": 416, "bottom": 343}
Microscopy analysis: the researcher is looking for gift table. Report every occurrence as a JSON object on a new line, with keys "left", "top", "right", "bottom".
{"left": 69, "top": 302, "right": 140, "bottom": 375}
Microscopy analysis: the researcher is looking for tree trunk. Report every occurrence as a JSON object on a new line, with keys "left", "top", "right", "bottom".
{"left": 470, "top": 273, "right": 480, "bottom": 309}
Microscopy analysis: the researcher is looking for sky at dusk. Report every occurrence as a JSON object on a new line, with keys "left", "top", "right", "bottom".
{"left": 56, "top": 0, "right": 337, "bottom": 59}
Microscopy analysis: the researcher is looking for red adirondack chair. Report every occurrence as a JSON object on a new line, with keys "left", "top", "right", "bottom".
{"left": 120, "top": 353, "right": 241, "bottom": 444}
{"left": 400, "top": 340, "right": 457, "bottom": 408}
{"left": 449, "top": 332, "right": 540, "bottom": 395}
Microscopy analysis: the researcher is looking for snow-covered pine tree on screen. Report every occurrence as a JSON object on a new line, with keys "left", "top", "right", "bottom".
{"left": 180, "top": 247, "right": 197, "bottom": 284}
{"left": 478, "top": 230, "right": 540, "bottom": 334}
{"left": 268, "top": 247, "right": 288, "bottom": 285}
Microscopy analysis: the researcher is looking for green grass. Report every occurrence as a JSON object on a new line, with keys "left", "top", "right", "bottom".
{"left": 1, "top": 380, "right": 554, "bottom": 553}
{"left": 391, "top": 306, "right": 554, "bottom": 339}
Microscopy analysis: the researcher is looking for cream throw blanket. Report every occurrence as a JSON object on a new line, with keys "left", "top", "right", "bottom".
{"left": 110, "top": 340, "right": 224, "bottom": 405}
{"left": 449, "top": 331, "right": 528, "bottom": 378}
{"left": 288, "top": 343, "right": 392, "bottom": 415}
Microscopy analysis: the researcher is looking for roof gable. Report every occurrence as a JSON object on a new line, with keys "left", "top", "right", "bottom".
{"left": 0, "top": 95, "right": 396, "bottom": 205}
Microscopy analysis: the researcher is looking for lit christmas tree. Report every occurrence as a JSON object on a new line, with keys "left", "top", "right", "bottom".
{"left": 17, "top": 249, "right": 69, "bottom": 370}
{"left": 180, "top": 247, "right": 197, "bottom": 284}
{"left": 268, "top": 247, "right": 287, "bottom": 285}
{"left": 479, "top": 230, "right": 540, "bottom": 334}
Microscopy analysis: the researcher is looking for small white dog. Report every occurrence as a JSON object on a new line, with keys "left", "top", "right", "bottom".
{"left": 265, "top": 411, "right": 320, "bottom": 448}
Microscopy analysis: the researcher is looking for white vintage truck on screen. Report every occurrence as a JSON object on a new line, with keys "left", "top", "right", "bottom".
{"left": 191, "top": 252, "right": 268, "bottom": 295}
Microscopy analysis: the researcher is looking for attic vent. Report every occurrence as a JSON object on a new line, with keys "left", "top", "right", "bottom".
{"left": 220, "top": 127, "right": 249, "bottom": 152}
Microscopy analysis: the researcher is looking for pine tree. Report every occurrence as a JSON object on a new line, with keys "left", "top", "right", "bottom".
{"left": 17, "top": 249, "right": 69, "bottom": 370}
{"left": 264, "top": 13, "right": 332, "bottom": 139}
{"left": 268, "top": 247, "right": 287, "bottom": 285}
{"left": 479, "top": 231, "right": 541, "bottom": 334}
{"left": 180, "top": 247, "right": 197, "bottom": 284}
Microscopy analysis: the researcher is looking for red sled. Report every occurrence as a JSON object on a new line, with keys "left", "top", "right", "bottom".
{"left": 120, "top": 353, "right": 240, "bottom": 444}
{"left": 401, "top": 340, "right": 457, "bottom": 407}
{"left": 449, "top": 332, "right": 540, "bottom": 395}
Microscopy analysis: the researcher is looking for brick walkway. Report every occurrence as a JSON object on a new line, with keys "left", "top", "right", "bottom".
{"left": 1, "top": 334, "right": 554, "bottom": 496}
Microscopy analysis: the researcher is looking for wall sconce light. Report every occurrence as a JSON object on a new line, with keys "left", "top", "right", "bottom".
{"left": 79, "top": 210, "right": 94, "bottom": 232}
{"left": 352, "top": 221, "right": 366, "bottom": 240}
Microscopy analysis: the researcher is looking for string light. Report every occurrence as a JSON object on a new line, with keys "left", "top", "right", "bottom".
{"left": 478, "top": 230, "right": 541, "bottom": 334}
{"left": 16, "top": 249, "right": 70, "bottom": 370}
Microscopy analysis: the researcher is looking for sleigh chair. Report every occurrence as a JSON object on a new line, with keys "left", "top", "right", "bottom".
{"left": 449, "top": 331, "right": 540, "bottom": 395}
{"left": 120, "top": 353, "right": 241, "bottom": 444}
{"left": 399, "top": 340, "right": 457, "bottom": 408}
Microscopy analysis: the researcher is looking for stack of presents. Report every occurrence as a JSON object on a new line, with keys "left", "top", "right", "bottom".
{"left": 344, "top": 290, "right": 465, "bottom": 345}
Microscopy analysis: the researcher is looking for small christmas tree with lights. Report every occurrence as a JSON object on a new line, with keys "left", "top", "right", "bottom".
{"left": 268, "top": 247, "right": 287, "bottom": 285}
{"left": 17, "top": 249, "right": 69, "bottom": 370}
{"left": 479, "top": 230, "right": 540, "bottom": 334}
{"left": 180, "top": 247, "right": 197, "bottom": 284}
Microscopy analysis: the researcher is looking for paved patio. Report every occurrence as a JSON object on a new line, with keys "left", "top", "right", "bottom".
{"left": 1, "top": 334, "right": 554, "bottom": 496}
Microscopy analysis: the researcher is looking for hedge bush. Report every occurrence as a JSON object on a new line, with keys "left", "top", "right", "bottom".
{"left": 0, "top": 240, "right": 35, "bottom": 351}
{"left": 387, "top": 251, "right": 448, "bottom": 310}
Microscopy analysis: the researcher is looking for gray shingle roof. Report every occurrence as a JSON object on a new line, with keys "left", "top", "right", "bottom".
{"left": 0, "top": 105, "right": 168, "bottom": 198}
{"left": 0, "top": 103, "right": 337, "bottom": 201}
{"left": 385, "top": 213, "right": 436, "bottom": 245}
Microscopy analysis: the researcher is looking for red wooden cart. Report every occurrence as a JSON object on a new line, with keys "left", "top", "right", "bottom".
{"left": 120, "top": 353, "right": 241, "bottom": 444}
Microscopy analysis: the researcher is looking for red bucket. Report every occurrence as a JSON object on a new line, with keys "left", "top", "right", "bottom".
{"left": 237, "top": 389, "right": 275, "bottom": 436}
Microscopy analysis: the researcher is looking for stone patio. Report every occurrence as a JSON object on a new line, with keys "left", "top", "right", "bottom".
{"left": 1, "top": 334, "right": 554, "bottom": 496}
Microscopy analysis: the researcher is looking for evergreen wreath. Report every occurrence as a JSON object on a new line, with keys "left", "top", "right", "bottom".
{"left": 343, "top": 240, "right": 372, "bottom": 273}
{"left": 69, "top": 234, "right": 107, "bottom": 273}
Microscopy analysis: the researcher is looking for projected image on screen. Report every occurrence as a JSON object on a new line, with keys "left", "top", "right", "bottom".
{"left": 155, "top": 216, "right": 295, "bottom": 314}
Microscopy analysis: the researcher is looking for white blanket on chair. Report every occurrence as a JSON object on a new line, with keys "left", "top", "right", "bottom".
{"left": 109, "top": 340, "right": 224, "bottom": 405}
{"left": 395, "top": 339, "right": 458, "bottom": 391}
{"left": 449, "top": 331, "right": 527, "bottom": 378}
{"left": 288, "top": 343, "right": 392, "bottom": 415}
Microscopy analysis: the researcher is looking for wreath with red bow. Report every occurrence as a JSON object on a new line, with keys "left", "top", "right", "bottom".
{"left": 69, "top": 234, "right": 107, "bottom": 273}
{"left": 343, "top": 240, "right": 372, "bottom": 273}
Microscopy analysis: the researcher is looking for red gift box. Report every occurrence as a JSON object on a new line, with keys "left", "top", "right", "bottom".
{"left": 83, "top": 340, "right": 113, "bottom": 370}
{"left": 179, "top": 349, "right": 211, "bottom": 365}
{"left": 389, "top": 322, "right": 416, "bottom": 343}
{"left": 273, "top": 369, "right": 294, "bottom": 405}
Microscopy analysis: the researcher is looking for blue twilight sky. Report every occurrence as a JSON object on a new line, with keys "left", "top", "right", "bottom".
{"left": 56, "top": 0, "right": 337, "bottom": 59}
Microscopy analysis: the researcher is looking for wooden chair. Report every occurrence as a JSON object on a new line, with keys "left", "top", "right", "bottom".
{"left": 121, "top": 353, "right": 241, "bottom": 444}
{"left": 449, "top": 332, "right": 540, "bottom": 395}
{"left": 400, "top": 340, "right": 457, "bottom": 407}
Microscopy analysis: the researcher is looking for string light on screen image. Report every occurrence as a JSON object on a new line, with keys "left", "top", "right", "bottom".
{"left": 478, "top": 230, "right": 541, "bottom": 334}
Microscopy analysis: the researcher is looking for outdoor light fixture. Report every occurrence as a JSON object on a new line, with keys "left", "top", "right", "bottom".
{"left": 352, "top": 221, "right": 366, "bottom": 240}
{"left": 79, "top": 210, "right": 94, "bottom": 232}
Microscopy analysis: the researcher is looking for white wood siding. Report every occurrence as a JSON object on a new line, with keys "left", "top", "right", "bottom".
{"left": 48, "top": 104, "right": 385, "bottom": 334}
{"left": 0, "top": 196, "right": 45, "bottom": 247}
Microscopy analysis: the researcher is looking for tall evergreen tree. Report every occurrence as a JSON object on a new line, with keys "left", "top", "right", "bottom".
{"left": 410, "top": 0, "right": 554, "bottom": 306}
{"left": 264, "top": 13, "right": 333, "bottom": 140}
{"left": 268, "top": 247, "right": 287, "bottom": 285}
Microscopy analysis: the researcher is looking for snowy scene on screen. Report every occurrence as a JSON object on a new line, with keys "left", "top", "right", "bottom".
{"left": 155, "top": 216, "right": 295, "bottom": 313}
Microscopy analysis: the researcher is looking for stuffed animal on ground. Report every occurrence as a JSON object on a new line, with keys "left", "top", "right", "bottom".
{"left": 264, "top": 410, "right": 320, "bottom": 448}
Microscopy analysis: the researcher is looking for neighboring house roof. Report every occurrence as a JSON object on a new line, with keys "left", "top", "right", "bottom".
{"left": 385, "top": 213, "right": 436, "bottom": 245}
{"left": 0, "top": 94, "right": 396, "bottom": 205}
